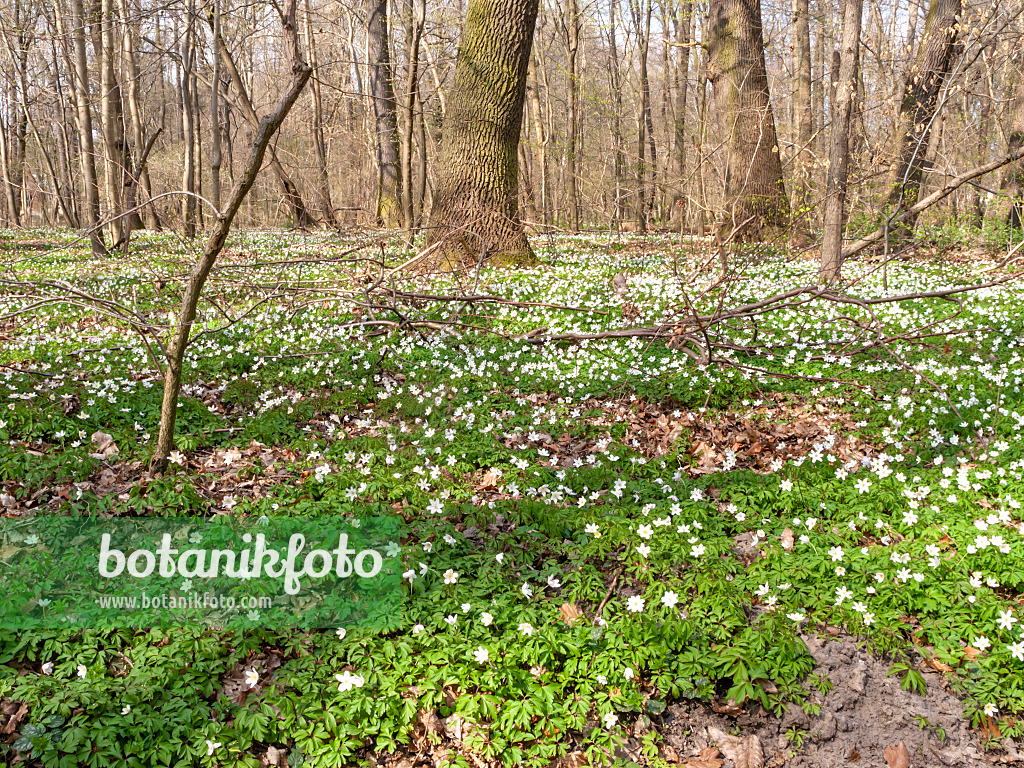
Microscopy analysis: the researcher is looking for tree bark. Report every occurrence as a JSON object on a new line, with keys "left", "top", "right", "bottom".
{"left": 67, "top": 0, "right": 106, "bottom": 255}
{"left": 423, "top": 0, "right": 540, "bottom": 266}
{"left": 302, "top": 0, "right": 338, "bottom": 228}
{"left": 819, "top": 0, "right": 863, "bottom": 283}
{"left": 400, "top": 0, "right": 425, "bottom": 238}
{"left": 119, "top": 0, "right": 157, "bottom": 230}
{"left": 707, "top": 0, "right": 789, "bottom": 241}
{"left": 1003, "top": 68, "right": 1024, "bottom": 231}
{"left": 367, "top": 0, "right": 402, "bottom": 228}
{"left": 527, "top": 54, "right": 550, "bottom": 225}
{"left": 885, "top": 0, "right": 962, "bottom": 228}
{"left": 181, "top": 0, "right": 197, "bottom": 238}
{"left": 790, "top": 0, "right": 812, "bottom": 244}
{"left": 608, "top": 0, "right": 626, "bottom": 226}
{"left": 560, "top": 0, "right": 581, "bottom": 231}
{"left": 99, "top": 0, "right": 126, "bottom": 246}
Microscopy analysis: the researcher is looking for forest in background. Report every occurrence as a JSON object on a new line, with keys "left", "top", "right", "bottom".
{"left": 0, "top": 0, "right": 1021, "bottom": 244}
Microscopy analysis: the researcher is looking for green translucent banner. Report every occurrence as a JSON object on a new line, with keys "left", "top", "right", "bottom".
{"left": 0, "top": 516, "right": 405, "bottom": 629}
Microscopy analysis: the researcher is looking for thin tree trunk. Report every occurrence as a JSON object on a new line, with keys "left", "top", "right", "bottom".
{"left": 1004, "top": 70, "right": 1024, "bottom": 230}
{"left": 181, "top": 0, "right": 197, "bottom": 238}
{"left": 67, "top": 0, "right": 106, "bottom": 254}
{"left": 400, "top": 0, "right": 425, "bottom": 239}
{"left": 673, "top": 1, "right": 692, "bottom": 226}
{"left": 119, "top": 0, "right": 156, "bottom": 230}
{"left": 99, "top": 0, "right": 127, "bottom": 246}
{"left": 153, "top": 0, "right": 311, "bottom": 474}
{"left": 562, "top": 0, "right": 580, "bottom": 231}
{"left": 790, "top": 0, "right": 812, "bottom": 244}
{"left": 211, "top": 0, "right": 223, "bottom": 213}
{"left": 608, "top": 0, "right": 625, "bottom": 226}
{"left": 820, "top": 0, "right": 863, "bottom": 282}
{"left": 528, "top": 55, "right": 550, "bottom": 225}
{"left": 302, "top": 0, "right": 338, "bottom": 227}
{"left": 213, "top": 28, "right": 314, "bottom": 227}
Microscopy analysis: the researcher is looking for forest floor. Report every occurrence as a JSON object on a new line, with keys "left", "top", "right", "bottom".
{"left": 1, "top": 227, "right": 1024, "bottom": 767}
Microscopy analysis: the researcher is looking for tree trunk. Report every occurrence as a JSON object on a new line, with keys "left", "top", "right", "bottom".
{"left": 153, "top": 0, "right": 311, "bottom": 474}
{"left": 707, "top": 0, "right": 789, "bottom": 241}
{"left": 608, "top": 0, "right": 625, "bottom": 226}
{"left": 100, "top": 0, "right": 127, "bottom": 246}
{"left": 561, "top": 0, "right": 580, "bottom": 232}
{"left": 211, "top": 0, "right": 223, "bottom": 213}
{"left": 423, "top": 0, "right": 540, "bottom": 266}
{"left": 1005, "top": 72, "right": 1024, "bottom": 231}
{"left": 302, "top": 0, "right": 338, "bottom": 228}
{"left": 400, "top": 0, "right": 425, "bottom": 239}
{"left": 213, "top": 33, "right": 314, "bottom": 228}
{"left": 67, "top": 0, "right": 106, "bottom": 255}
{"left": 181, "top": 1, "right": 197, "bottom": 238}
{"left": 790, "top": 0, "right": 812, "bottom": 244}
{"left": 673, "top": 0, "right": 692, "bottom": 231}
{"left": 527, "top": 55, "right": 550, "bottom": 225}
{"left": 367, "top": 0, "right": 402, "bottom": 228}
{"left": 885, "top": 0, "right": 962, "bottom": 230}
{"left": 119, "top": 0, "right": 157, "bottom": 230}
{"left": 819, "top": 0, "right": 863, "bottom": 283}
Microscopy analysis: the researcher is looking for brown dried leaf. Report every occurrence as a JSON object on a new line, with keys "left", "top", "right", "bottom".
{"left": 923, "top": 654, "right": 953, "bottom": 673}
{"left": 781, "top": 528, "right": 794, "bottom": 551}
{"left": 707, "top": 728, "right": 763, "bottom": 768}
{"left": 558, "top": 603, "right": 584, "bottom": 626}
{"left": 1, "top": 701, "right": 28, "bottom": 734}
{"left": 883, "top": 741, "right": 910, "bottom": 768}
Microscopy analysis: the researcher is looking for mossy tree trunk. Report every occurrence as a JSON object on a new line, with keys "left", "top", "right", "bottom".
{"left": 884, "top": 0, "right": 961, "bottom": 231}
{"left": 707, "top": 0, "right": 789, "bottom": 242}
{"left": 423, "top": 0, "right": 539, "bottom": 266}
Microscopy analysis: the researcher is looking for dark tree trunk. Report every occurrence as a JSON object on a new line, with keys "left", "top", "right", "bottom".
{"left": 367, "top": 0, "right": 402, "bottom": 228}
{"left": 707, "top": 0, "right": 788, "bottom": 241}
{"left": 885, "top": 0, "right": 962, "bottom": 228}
{"left": 423, "top": 0, "right": 540, "bottom": 265}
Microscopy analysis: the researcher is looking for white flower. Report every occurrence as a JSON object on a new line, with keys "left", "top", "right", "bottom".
{"left": 623, "top": 667, "right": 635, "bottom": 680}
{"left": 518, "top": 622, "right": 535, "bottom": 636}
{"left": 445, "top": 614, "right": 458, "bottom": 626}
{"left": 691, "top": 543, "right": 705, "bottom": 557}
{"left": 602, "top": 712, "right": 618, "bottom": 729}
{"left": 41, "top": 661, "right": 54, "bottom": 675}
{"left": 444, "top": 569, "right": 459, "bottom": 585}
{"left": 547, "top": 574, "right": 562, "bottom": 589}
{"left": 336, "top": 627, "right": 347, "bottom": 640}
{"left": 495, "top": 553, "right": 505, "bottom": 563}
{"left": 244, "top": 668, "right": 259, "bottom": 689}
{"left": 636, "top": 543, "right": 651, "bottom": 558}
{"left": 335, "top": 670, "right": 365, "bottom": 692}
{"left": 121, "top": 705, "right": 131, "bottom": 715}
{"left": 637, "top": 524, "right": 653, "bottom": 539}
{"left": 585, "top": 523, "right": 601, "bottom": 537}
{"left": 787, "top": 612, "right": 806, "bottom": 622}
{"left": 412, "top": 624, "right": 425, "bottom": 634}
{"left": 521, "top": 582, "right": 533, "bottom": 598}
{"left": 473, "top": 647, "right": 490, "bottom": 664}
{"left": 972, "top": 636, "right": 991, "bottom": 653}
{"left": 998, "top": 609, "right": 1017, "bottom": 631}
{"left": 855, "top": 478, "right": 872, "bottom": 494}
{"left": 828, "top": 546, "right": 844, "bottom": 562}
{"left": 481, "top": 612, "right": 493, "bottom": 626}
{"left": 1008, "top": 642, "right": 1024, "bottom": 661}
{"left": 626, "top": 596, "right": 646, "bottom": 613}
{"left": 780, "top": 479, "right": 793, "bottom": 492}
{"left": 984, "top": 703, "right": 998, "bottom": 717}
{"left": 206, "top": 739, "right": 222, "bottom": 756}
{"left": 661, "top": 591, "right": 679, "bottom": 608}
{"left": 77, "top": 664, "right": 87, "bottom": 678}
